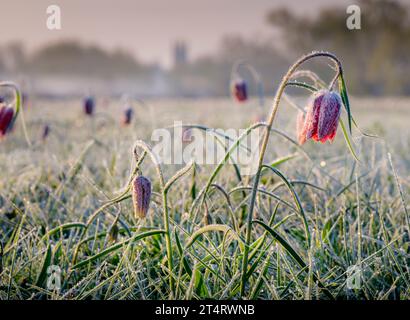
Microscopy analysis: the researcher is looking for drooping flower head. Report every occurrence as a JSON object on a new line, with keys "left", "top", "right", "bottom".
{"left": 0, "top": 106, "right": 14, "bottom": 137}
{"left": 84, "top": 96, "right": 95, "bottom": 116}
{"left": 122, "top": 107, "right": 133, "bottom": 125}
{"left": 231, "top": 79, "right": 248, "bottom": 102}
{"left": 182, "top": 127, "right": 193, "bottom": 143}
{"left": 42, "top": 124, "right": 50, "bottom": 141}
{"left": 132, "top": 176, "right": 152, "bottom": 219}
{"left": 298, "top": 90, "right": 342, "bottom": 145}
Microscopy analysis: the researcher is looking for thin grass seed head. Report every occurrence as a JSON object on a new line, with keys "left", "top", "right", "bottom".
{"left": 231, "top": 79, "right": 248, "bottom": 102}
{"left": 132, "top": 176, "right": 152, "bottom": 219}
{"left": 21, "top": 92, "right": 28, "bottom": 108}
{"left": 298, "top": 89, "right": 342, "bottom": 145}
{"left": 84, "top": 96, "right": 95, "bottom": 116}
{"left": 296, "top": 110, "right": 307, "bottom": 145}
{"left": 0, "top": 106, "right": 14, "bottom": 137}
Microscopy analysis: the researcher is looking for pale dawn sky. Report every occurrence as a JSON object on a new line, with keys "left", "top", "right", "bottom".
{"left": 1, "top": 0, "right": 357, "bottom": 67}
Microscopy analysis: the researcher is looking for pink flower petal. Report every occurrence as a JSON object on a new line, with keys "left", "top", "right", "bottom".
{"left": 318, "top": 91, "right": 342, "bottom": 141}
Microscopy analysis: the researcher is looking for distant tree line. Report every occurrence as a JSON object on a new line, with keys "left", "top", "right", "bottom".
{"left": 267, "top": 0, "right": 410, "bottom": 95}
{"left": 170, "top": 0, "right": 410, "bottom": 96}
{"left": 0, "top": 0, "right": 408, "bottom": 96}
{"left": 0, "top": 41, "right": 156, "bottom": 78}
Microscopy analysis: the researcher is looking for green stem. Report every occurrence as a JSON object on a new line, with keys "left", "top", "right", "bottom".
{"left": 162, "top": 188, "right": 175, "bottom": 296}
{"left": 133, "top": 141, "right": 175, "bottom": 296}
{"left": 239, "top": 51, "right": 344, "bottom": 297}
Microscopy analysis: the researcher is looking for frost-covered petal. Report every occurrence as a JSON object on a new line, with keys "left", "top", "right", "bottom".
{"left": 318, "top": 91, "right": 342, "bottom": 142}
{"left": 132, "top": 176, "right": 152, "bottom": 219}
{"left": 305, "top": 91, "right": 323, "bottom": 140}
{"left": 232, "top": 80, "right": 248, "bottom": 102}
{"left": 0, "top": 106, "right": 14, "bottom": 136}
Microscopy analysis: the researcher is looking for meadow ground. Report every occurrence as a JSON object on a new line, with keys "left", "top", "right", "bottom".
{"left": 0, "top": 96, "right": 409, "bottom": 299}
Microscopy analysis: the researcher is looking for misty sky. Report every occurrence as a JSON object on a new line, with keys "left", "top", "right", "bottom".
{"left": 1, "top": 0, "right": 355, "bottom": 67}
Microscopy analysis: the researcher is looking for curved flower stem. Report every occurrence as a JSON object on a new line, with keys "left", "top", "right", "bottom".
{"left": 231, "top": 60, "right": 265, "bottom": 108}
{"left": 72, "top": 149, "right": 147, "bottom": 265}
{"left": 239, "top": 51, "right": 343, "bottom": 297}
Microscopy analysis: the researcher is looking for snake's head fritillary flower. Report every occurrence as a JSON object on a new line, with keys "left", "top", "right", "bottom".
{"left": 42, "top": 124, "right": 50, "bottom": 141}
{"left": 132, "top": 176, "right": 152, "bottom": 219}
{"left": 84, "top": 96, "right": 95, "bottom": 116}
{"left": 0, "top": 106, "right": 14, "bottom": 137}
{"left": 317, "top": 91, "right": 342, "bottom": 142}
{"left": 232, "top": 79, "right": 248, "bottom": 102}
{"left": 182, "top": 128, "right": 193, "bottom": 143}
{"left": 298, "top": 90, "right": 342, "bottom": 145}
{"left": 122, "top": 107, "right": 133, "bottom": 125}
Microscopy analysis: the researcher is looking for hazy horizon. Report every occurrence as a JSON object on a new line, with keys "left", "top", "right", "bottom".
{"left": 1, "top": 0, "right": 356, "bottom": 67}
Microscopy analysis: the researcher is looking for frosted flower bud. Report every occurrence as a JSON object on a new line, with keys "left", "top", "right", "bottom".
{"left": 300, "top": 90, "right": 342, "bottom": 144}
{"left": 132, "top": 176, "right": 152, "bottom": 219}
{"left": 231, "top": 79, "right": 248, "bottom": 102}
{"left": 0, "top": 106, "right": 14, "bottom": 137}
{"left": 84, "top": 96, "right": 95, "bottom": 116}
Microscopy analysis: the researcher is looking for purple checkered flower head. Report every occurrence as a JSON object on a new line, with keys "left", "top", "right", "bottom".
{"left": 132, "top": 176, "right": 152, "bottom": 219}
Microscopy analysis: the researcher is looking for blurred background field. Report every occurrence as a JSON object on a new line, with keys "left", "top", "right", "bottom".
{"left": 1, "top": 0, "right": 410, "bottom": 98}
